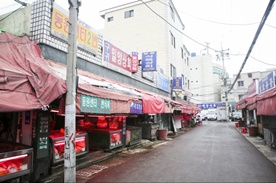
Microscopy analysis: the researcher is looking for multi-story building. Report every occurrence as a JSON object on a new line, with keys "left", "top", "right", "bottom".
{"left": 230, "top": 69, "right": 275, "bottom": 102}
{"left": 189, "top": 54, "right": 223, "bottom": 104}
{"left": 99, "top": 0, "right": 190, "bottom": 102}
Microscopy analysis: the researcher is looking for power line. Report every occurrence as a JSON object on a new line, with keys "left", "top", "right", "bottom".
{"left": 139, "top": 0, "right": 219, "bottom": 52}
{"left": 250, "top": 55, "right": 276, "bottom": 66}
{"left": 228, "top": 0, "right": 275, "bottom": 93}
{"left": 157, "top": 0, "right": 261, "bottom": 26}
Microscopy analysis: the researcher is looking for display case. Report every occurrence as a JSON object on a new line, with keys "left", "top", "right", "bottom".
{"left": 0, "top": 142, "right": 33, "bottom": 182}
{"left": 87, "top": 129, "right": 122, "bottom": 151}
{"left": 126, "top": 126, "right": 142, "bottom": 146}
{"left": 49, "top": 130, "right": 88, "bottom": 165}
{"left": 136, "top": 123, "right": 159, "bottom": 140}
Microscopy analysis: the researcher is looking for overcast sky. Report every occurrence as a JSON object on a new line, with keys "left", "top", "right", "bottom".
{"left": 1, "top": 0, "right": 276, "bottom": 78}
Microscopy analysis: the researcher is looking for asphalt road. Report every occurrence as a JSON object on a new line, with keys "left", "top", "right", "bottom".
{"left": 79, "top": 121, "right": 276, "bottom": 182}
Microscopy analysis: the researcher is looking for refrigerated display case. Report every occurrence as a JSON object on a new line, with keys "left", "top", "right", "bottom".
{"left": 49, "top": 130, "right": 88, "bottom": 165}
{"left": 87, "top": 129, "right": 122, "bottom": 151}
{"left": 0, "top": 142, "right": 33, "bottom": 182}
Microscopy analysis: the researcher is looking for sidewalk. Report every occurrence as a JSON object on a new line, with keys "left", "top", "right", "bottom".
{"left": 235, "top": 125, "right": 276, "bottom": 166}
{"left": 38, "top": 128, "right": 191, "bottom": 183}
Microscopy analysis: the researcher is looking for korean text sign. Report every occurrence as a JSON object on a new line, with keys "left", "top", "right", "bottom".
{"left": 80, "top": 95, "right": 111, "bottom": 114}
{"left": 104, "top": 41, "right": 138, "bottom": 73}
{"left": 130, "top": 101, "right": 143, "bottom": 114}
{"left": 157, "top": 73, "right": 170, "bottom": 93}
{"left": 51, "top": 3, "right": 98, "bottom": 55}
{"left": 142, "top": 51, "right": 157, "bottom": 71}
{"left": 258, "top": 71, "right": 275, "bottom": 94}
{"left": 173, "top": 77, "right": 183, "bottom": 89}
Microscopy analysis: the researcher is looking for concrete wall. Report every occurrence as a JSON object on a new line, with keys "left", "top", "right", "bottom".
{"left": 0, "top": 6, "right": 31, "bottom": 36}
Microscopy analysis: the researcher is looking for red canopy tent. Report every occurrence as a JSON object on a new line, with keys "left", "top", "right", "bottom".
{"left": 256, "top": 87, "right": 276, "bottom": 115}
{"left": 235, "top": 96, "right": 255, "bottom": 110}
{"left": 0, "top": 32, "right": 67, "bottom": 112}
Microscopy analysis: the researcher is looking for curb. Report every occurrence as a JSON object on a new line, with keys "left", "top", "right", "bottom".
{"left": 234, "top": 125, "right": 276, "bottom": 166}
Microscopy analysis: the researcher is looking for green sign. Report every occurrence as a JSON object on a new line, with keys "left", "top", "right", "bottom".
{"left": 80, "top": 95, "right": 111, "bottom": 114}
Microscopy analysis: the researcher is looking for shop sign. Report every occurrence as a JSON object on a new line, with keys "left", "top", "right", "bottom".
{"left": 130, "top": 101, "right": 143, "bottom": 114}
{"left": 197, "top": 102, "right": 226, "bottom": 109}
{"left": 142, "top": 51, "right": 157, "bottom": 71}
{"left": 142, "top": 71, "right": 155, "bottom": 81}
{"left": 247, "top": 80, "right": 258, "bottom": 96}
{"left": 80, "top": 95, "right": 111, "bottom": 114}
{"left": 35, "top": 111, "right": 50, "bottom": 159}
{"left": 157, "top": 72, "right": 170, "bottom": 93}
{"left": 131, "top": 52, "right": 139, "bottom": 73}
{"left": 172, "top": 77, "right": 183, "bottom": 89}
{"left": 258, "top": 70, "right": 275, "bottom": 94}
{"left": 51, "top": 3, "right": 98, "bottom": 55}
{"left": 104, "top": 41, "right": 137, "bottom": 73}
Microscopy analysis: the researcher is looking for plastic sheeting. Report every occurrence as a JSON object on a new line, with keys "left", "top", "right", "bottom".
{"left": 0, "top": 32, "right": 67, "bottom": 112}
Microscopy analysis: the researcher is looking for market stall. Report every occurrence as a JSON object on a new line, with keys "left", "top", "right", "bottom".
{"left": 49, "top": 130, "right": 88, "bottom": 165}
{"left": 79, "top": 116, "right": 126, "bottom": 151}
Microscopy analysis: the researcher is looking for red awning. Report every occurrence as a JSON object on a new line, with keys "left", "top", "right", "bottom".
{"left": 77, "top": 83, "right": 139, "bottom": 114}
{"left": 235, "top": 96, "right": 255, "bottom": 110}
{"left": 0, "top": 32, "right": 67, "bottom": 112}
{"left": 246, "top": 95, "right": 257, "bottom": 111}
{"left": 256, "top": 87, "right": 276, "bottom": 115}
{"left": 141, "top": 93, "right": 165, "bottom": 114}
{"left": 47, "top": 61, "right": 141, "bottom": 114}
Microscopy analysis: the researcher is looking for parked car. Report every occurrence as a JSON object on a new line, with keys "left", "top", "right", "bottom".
{"left": 206, "top": 111, "right": 217, "bottom": 121}
{"left": 230, "top": 112, "right": 242, "bottom": 121}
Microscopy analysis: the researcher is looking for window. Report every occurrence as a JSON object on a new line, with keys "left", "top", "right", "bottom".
{"left": 248, "top": 73, "right": 252, "bottom": 78}
{"left": 188, "top": 80, "right": 190, "bottom": 89}
{"left": 169, "top": 5, "right": 175, "bottom": 21}
{"left": 181, "top": 47, "right": 184, "bottom": 58}
{"left": 238, "top": 81, "right": 244, "bottom": 87}
{"left": 238, "top": 95, "right": 243, "bottom": 100}
{"left": 170, "top": 64, "right": 176, "bottom": 77}
{"left": 170, "top": 32, "right": 175, "bottom": 48}
{"left": 107, "top": 17, "right": 113, "bottom": 22}
{"left": 125, "top": 10, "right": 134, "bottom": 18}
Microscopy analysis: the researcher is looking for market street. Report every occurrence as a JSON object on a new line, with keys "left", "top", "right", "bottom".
{"left": 77, "top": 121, "right": 276, "bottom": 182}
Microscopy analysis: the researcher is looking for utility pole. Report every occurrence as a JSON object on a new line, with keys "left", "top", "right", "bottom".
{"left": 216, "top": 46, "right": 230, "bottom": 121}
{"left": 64, "top": 0, "right": 80, "bottom": 182}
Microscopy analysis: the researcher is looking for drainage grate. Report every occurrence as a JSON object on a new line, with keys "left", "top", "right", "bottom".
{"left": 77, "top": 165, "right": 108, "bottom": 178}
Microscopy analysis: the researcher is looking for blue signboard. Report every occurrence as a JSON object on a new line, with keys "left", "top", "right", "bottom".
{"left": 172, "top": 77, "right": 182, "bottom": 89}
{"left": 157, "top": 73, "right": 170, "bottom": 93}
{"left": 130, "top": 101, "right": 143, "bottom": 114}
{"left": 142, "top": 51, "right": 157, "bottom": 72}
{"left": 258, "top": 71, "right": 275, "bottom": 94}
{"left": 197, "top": 102, "right": 226, "bottom": 109}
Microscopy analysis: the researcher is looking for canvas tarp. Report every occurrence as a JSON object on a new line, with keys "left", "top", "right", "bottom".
{"left": 0, "top": 32, "right": 67, "bottom": 112}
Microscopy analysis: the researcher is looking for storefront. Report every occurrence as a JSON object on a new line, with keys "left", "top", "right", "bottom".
{"left": 0, "top": 32, "right": 67, "bottom": 182}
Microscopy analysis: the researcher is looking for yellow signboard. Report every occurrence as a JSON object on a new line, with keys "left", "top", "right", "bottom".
{"left": 51, "top": 4, "right": 98, "bottom": 55}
